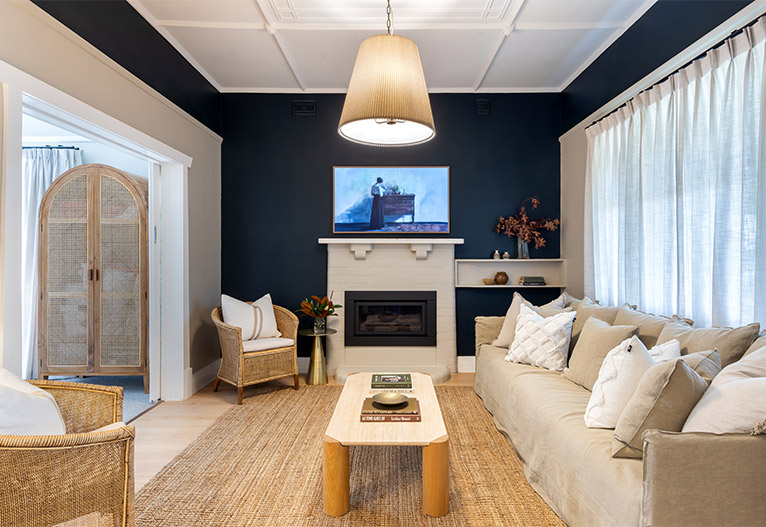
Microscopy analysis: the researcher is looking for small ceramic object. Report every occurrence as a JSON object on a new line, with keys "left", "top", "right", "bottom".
{"left": 483, "top": 278, "right": 495, "bottom": 285}
{"left": 372, "top": 392, "right": 408, "bottom": 406}
{"left": 492, "top": 250, "right": 501, "bottom": 260}
{"left": 502, "top": 251, "right": 511, "bottom": 259}
{"left": 494, "top": 271, "right": 509, "bottom": 285}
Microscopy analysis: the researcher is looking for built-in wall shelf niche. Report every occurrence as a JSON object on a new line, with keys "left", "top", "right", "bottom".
{"left": 455, "top": 259, "right": 566, "bottom": 289}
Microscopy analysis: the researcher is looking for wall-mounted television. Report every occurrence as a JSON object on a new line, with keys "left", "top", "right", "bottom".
{"left": 333, "top": 166, "right": 449, "bottom": 234}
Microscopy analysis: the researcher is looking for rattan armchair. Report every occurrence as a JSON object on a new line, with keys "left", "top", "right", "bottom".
{"left": 0, "top": 380, "right": 134, "bottom": 527}
{"left": 211, "top": 304, "right": 299, "bottom": 404}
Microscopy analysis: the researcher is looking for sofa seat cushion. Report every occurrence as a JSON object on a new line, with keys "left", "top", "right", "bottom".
{"left": 475, "top": 345, "right": 643, "bottom": 526}
{"left": 242, "top": 337, "right": 295, "bottom": 353}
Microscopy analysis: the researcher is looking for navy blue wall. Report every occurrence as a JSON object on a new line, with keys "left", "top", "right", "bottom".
{"left": 221, "top": 93, "right": 562, "bottom": 356}
{"left": 562, "top": 0, "right": 754, "bottom": 132}
{"left": 32, "top": 0, "right": 221, "bottom": 134}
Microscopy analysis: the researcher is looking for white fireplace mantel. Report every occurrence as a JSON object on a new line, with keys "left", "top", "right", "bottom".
{"left": 318, "top": 238, "right": 464, "bottom": 260}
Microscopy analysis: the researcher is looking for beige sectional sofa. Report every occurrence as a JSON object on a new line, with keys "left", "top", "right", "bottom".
{"left": 473, "top": 315, "right": 766, "bottom": 527}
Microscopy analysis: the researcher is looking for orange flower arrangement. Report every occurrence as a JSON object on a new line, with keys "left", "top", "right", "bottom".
{"left": 495, "top": 196, "right": 560, "bottom": 249}
{"left": 296, "top": 295, "right": 342, "bottom": 319}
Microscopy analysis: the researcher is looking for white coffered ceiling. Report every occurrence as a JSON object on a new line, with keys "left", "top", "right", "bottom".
{"left": 127, "top": 0, "right": 656, "bottom": 93}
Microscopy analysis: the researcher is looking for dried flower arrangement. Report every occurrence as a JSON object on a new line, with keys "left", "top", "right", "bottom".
{"left": 495, "top": 196, "right": 560, "bottom": 249}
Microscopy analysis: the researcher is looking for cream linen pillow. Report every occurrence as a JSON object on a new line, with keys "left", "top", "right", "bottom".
{"left": 505, "top": 304, "right": 576, "bottom": 372}
{"left": 612, "top": 359, "right": 708, "bottom": 458}
{"left": 656, "top": 321, "right": 760, "bottom": 367}
{"left": 650, "top": 339, "right": 681, "bottom": 362}
{"left": 0, "top": 368, "right": 66, "bottom": 435}
{"left": 683, "top": 347, "right": 766, "bottom": 434}
{"left": 679, "top": 349, "right": 722, "bottom": 383}
{"left": 222, "top": 293, "right": 281, "bottom": 341}
{"left": 492, "top": 292, "right": 569, "bottom": 349}
{"left": 584, "top": 336, "right": 656, "bottom": 429}
{"left": 564, "top": 317, "right": 639, "bottom": 391}
{"left": 569, "top": 301, "right": 621, "bottom": 353}
{"left": 743, "top": 332, "right": 766, "bottom": 358}
{"left": 613, "top": 305, "right": 681, "bottom": 348}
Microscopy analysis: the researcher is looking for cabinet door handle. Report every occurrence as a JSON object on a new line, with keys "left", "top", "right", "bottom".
{"left": 95, "top": 269, "right": 99, "bottom": 281}
{"left": 89, "top": 269, "right": 94, "bottom": 281}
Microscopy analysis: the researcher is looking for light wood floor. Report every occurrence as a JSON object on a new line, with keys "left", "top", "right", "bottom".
{"left": 132, "top": 372, "right": 475, "bottom": 489}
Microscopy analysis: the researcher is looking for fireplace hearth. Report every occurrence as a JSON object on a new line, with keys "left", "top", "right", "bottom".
{"left": 345, "top": 291, "right": 436, "bottom": 346}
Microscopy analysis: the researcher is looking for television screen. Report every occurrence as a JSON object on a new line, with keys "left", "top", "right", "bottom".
{"left": 333, "top": 166, "right": 449, "bottom": 233}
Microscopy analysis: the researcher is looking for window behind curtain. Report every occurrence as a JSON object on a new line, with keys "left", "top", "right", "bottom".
{"left": 585, "top": 15, "right": 766, "bottom": 329}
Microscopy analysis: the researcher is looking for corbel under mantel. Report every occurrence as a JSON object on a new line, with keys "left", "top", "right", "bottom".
{"left": 318, "top": 238, "right": 464, "bottom": 260}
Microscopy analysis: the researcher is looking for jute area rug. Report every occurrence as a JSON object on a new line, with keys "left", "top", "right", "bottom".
{"left": 136, "top": 384, "right": 564, "bottom": 526}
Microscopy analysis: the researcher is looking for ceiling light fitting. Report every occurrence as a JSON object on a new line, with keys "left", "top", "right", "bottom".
{"left": 338, "top": 0, "right": 435, "bottom": 147}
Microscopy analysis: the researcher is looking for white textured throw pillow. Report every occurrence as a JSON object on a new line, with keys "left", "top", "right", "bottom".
{"left": 222, "top": 293, "right": 281, "bottom": 341}
{"left": 493, "top": 293, "right": 569, "bottom": 349}
{"left": 0, "top": 368, "right": 66, "bottom": 435}
{"left": 650, "top": 339, "right": 681, "bottom": 362}
{"left": 584, "top": 336, "right": 656, "bottom": 428}
{"left": 682, "top": 347, "right": 766, "bottom": 434}
{"left": 505, "top": 304, "right": 576, "bottom": 371}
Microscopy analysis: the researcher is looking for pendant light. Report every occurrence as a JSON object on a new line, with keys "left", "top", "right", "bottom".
{"left": 338, "top": 0, "right": 435, "bottom": 147}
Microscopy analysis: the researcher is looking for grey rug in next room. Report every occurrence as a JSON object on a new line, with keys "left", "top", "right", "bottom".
{"left": 54, "top": 375, "right": 159, "bottom": 423}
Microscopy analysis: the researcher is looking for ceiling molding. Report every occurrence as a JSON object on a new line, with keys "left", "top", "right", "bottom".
{"left": 555, "top": 0, "right": 657, "bottom": 92}
{"left": 515, "top": 22, "right": 625, "bottom": 31}
{"left": 156, "top": 20, "right": 266, "bottom": 30}
{"left": 472, "top": 0, "right": 527, "bottom": 91}
{"left": 219, "top": 86, "right": 560, "bottom": 94}
{"left": 126, "top": 0, "right": 222, "bottom": 91}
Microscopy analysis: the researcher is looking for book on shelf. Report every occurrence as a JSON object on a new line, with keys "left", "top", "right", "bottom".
{"left": 360, "top": 397, "right": 421, "bottom": 422}
{"left": 370, "top": 373, "right": 413, "bottom": 389}
{"left": 518, "top": 275, "right": 547, "bottom": 286}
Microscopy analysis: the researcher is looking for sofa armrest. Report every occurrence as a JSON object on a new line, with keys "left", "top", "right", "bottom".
{"left": 474, "top": 316, "right": 505, "bottom": 356}
{"left": 641, "top": 429, "right": 766, "bottom": 527}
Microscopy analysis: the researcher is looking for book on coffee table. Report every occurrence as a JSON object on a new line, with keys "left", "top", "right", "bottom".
{"left": 360, "top": 397, "right": 421, "bottom": 422}
{"left": 370, "top": 373, "right": 413, "bottom": 389}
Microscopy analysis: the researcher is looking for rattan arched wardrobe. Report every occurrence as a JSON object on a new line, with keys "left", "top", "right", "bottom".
{"left": 38, "top": 164, "right": 149, "bottom": 392}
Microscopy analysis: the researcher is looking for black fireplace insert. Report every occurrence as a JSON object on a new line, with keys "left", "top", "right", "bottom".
{"left": 345, "top": 291, "right": 436, "bottom": 346}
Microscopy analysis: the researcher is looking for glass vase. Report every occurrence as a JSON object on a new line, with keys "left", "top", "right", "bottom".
{"left": 313, "top": 317, "right": 326, "bottom": 333}
{"left": 516, "top": 238, "right": 530, "bottom": 259}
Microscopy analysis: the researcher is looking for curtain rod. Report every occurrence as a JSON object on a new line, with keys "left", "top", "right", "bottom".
{"left": 588, "top": 15, "right": 763, "bottom": 130}
{"left": 22, "top": 145, "right": 80, "bottom": 150}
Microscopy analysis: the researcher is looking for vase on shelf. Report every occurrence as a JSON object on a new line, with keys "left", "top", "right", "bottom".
{"left": 516, "top": 238, "right": 530, "bottom": 259}
{"left": 313, "top": 317, "right": 326, "bottom": 333}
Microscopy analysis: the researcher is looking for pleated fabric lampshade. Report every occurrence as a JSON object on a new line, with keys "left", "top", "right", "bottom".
{"left": 338, "top": 34, "right": 435, "bottom": 147}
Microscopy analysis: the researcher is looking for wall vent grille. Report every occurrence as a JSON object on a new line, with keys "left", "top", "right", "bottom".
{"left": 475, "top": 99, "right": 490, "bottom": 116}
{"left": 292, "top": 100, "right": 316, "bottom": 116}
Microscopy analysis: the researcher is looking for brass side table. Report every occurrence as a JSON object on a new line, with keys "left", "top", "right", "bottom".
{"left": 300, "top": 328, "right": 337, "bottom": 385}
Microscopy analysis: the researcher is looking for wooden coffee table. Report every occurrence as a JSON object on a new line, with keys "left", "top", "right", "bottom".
{"left": 323, "top": 372, "right": 449, "bottom": 517}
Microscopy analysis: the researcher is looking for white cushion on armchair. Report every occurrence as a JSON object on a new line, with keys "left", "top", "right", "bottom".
{"left": 0, "top": 368, "right": 66, "bottom": 435}
{"left": 242, "top": 338, "right": 295, "bottom": 353}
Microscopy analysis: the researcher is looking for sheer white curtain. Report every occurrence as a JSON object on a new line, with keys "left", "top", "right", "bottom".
{"left": 21, "top": 147, "right": 83, "bottom": 379}
{"left": 585, "top": 16, "right": 766, "bottom": 329}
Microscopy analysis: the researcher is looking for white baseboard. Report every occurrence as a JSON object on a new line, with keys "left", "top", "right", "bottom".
{"left": 191, "top": 359, "right": 221, "bottom": 394}
{"left": 457, "top": 356, "right": 476, "bottom": 373}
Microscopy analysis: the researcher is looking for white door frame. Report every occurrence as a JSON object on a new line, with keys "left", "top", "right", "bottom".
{"left": 0, "top": 59, "right": 192, "bottom": 401}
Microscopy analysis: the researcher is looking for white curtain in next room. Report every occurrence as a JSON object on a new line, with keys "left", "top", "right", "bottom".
{"left": 584, "top": 15, "right": 766, "bottom": 329}
{"left": 21, "top": 147, "right": 83, "bottom": 379}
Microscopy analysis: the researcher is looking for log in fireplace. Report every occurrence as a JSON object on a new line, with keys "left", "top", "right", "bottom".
{"left": 345, "top": 291, "right": 436, "bottom": 346}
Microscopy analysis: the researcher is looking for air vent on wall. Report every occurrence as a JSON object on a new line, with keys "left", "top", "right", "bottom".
{"left": 292, "top": 100, "right": 316, "bottom": 117}
{"left": 475, "top": 99, "right": 490, "bottom": 116}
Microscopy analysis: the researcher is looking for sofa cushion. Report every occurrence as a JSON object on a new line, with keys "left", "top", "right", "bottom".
{"left": 493, "top": 293, "right": 569, "bottom": 349}
{"left": 743, "top": 332, "right": 766, "bottom": 358}
{"left": 506, "top": 304, "right": 576, "bottom": 371}
{"left": 565, "top": 317, "right": 639, "bottom": 391}
{"left": 683, "top": 347, "right": 766, "bottom": 434}
{"left": 474, "top": 316, "right": 504, "bottom": 354}
{"left": 650, "top": 339, "right": 681, "bottom": 362}
{"left": 613, "top": 305, "right": 678, "bottom": 348}
{"left": 584, "top": 336, "right": 655, "bottom": 429}
{"left": 570, "top": 301, "right": 621, "bottom": 352}
{"left": 0, "top": 368, "right": 66, "bottom": 435}
{"left": 222, "top": 293, "right": 281, "bottom": 341}
{"left": 474, "top": 345, "right": 643, "bottom": 526}
{"left": 612, "top": 360, "right": 708, "bottom": 458}
{"left": 679, "top": 349, "right": 722, "bottom": 383}
{"left": 656, "top": 321, "right": 760, "bottom": 367}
